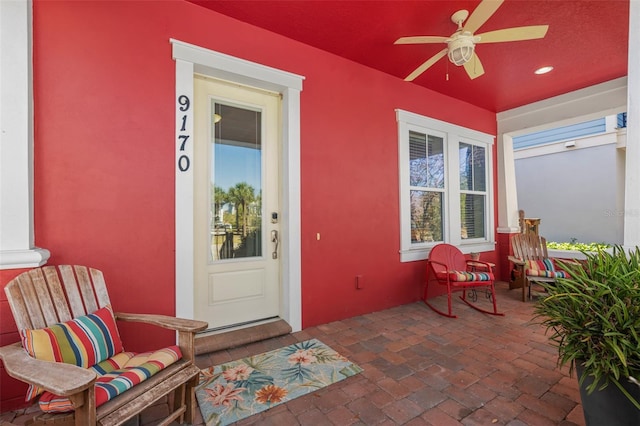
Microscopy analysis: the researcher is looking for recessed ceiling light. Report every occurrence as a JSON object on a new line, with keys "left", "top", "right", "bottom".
{"left": 535, "top": 66, "right": 554, "bottom": 75}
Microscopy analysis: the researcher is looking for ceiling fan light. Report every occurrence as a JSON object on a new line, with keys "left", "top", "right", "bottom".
{"left": 447, "top": 37, "right": 475, "bottom": 66}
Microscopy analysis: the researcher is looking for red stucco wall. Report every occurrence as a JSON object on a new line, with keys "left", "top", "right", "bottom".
{"left": 1, "top": 0, "right": 497, "bottom": 410}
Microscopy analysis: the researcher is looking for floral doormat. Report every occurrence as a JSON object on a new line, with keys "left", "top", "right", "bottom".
{"left": 195, "top": 338, "right": 363, "bottom": 425}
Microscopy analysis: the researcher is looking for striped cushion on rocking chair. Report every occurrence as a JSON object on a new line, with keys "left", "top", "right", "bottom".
{"left": 436, "top": 271, "right": 494, "bottom": 282}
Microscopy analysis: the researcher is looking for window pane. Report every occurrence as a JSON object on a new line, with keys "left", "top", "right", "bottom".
{"left": 410, "top": 131, "right": 444, "bottom": 188}
{"left": 459, "top": 143, "right": 472, "bottom": 190}
{"left": 409, "top": 132, "right": 427, "bottom": 186}
{"left": 459, "top": 143, "right": 486, "bottom": 191}
{"left": 473, "top": 145, "right": 486, "bottom": 191}
{"left": 460, "top": 194, "right": 485, "bottom": 239}
{"left": 211, "top": 103, "right": 262, "bottom": 261}
{"left": 410, "top": 190, "right": 443, "bottom": 243}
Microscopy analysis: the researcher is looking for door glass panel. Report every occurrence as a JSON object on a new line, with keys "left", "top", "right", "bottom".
{"left": 210, "top": 102, "right": 262, "bottom": 261}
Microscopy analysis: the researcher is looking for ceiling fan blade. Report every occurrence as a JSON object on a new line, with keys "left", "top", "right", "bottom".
{"left": 463, "top": 0, "right": 504, "bottom": 34}
{"left": 395, "top": 36, "right": 448, "bottom": 45}
{"left": 404, "top": 48, "right": 448, "bottom": 81}
{"left": 463, "top": 52, "right": 485, "bottom": 80}
{"left": 476, "top": 25, "right": 549, "bottom": 43}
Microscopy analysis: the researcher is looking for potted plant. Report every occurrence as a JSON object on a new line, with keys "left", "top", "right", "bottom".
{"left": 534, "top": 246, "right": 640, "bottom": 426}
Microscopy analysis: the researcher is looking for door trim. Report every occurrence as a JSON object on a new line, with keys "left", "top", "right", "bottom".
{"left": 171, "top": 39, "right": 304, "bottom": 332}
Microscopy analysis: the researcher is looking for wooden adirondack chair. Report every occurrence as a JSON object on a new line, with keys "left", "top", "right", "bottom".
{"left": 0, "top": 265, "right": 208, "bottom": 426}
{"left": 509, "top": 234, "right": 568, "bottom": 301}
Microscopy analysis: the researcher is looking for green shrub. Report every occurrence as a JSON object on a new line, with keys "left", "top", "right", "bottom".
{"left": 534, "top": 246, "right": 640, "bottom": 408}
{"left": 546, "top": 241, "right": 611, "bottom": 252}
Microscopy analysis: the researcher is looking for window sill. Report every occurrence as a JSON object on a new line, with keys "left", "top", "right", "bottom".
{"left": 400, "top": 241, "right": 496, "bottom": 263}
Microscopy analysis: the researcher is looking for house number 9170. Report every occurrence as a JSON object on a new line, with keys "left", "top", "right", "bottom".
{"left": 177, "top": 94, "right": 190, "bottom": 172}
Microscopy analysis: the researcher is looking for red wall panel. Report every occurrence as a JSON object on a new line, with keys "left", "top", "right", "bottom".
{"left": 3, "top": 0, "right": 498, "bottom": 409}
{"left": 29, "top": 0, "right": 495, "bottom": 334}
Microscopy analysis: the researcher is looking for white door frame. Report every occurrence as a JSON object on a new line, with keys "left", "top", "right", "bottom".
{"left": 171, "top": 39, "right": 304, "bottom": 332}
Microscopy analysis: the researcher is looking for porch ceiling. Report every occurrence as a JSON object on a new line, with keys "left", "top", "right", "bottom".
{"left": 189, "top": 0, "right": 629, "bottom": 113}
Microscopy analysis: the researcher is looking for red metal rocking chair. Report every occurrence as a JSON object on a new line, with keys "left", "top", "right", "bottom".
{"left": 425, "top": 244, "right": 504, "bottom": 318}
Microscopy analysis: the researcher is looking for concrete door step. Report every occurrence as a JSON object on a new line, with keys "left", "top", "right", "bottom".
{"left": 195, "top": 319, "right": 292, "bottom": 355}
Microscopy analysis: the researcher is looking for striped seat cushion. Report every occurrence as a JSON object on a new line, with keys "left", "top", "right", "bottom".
{"left": 436, "top": 271, "right": 494, "bottom": 282}
{"left": 38, "top": 346, "right": 182, "bottom": 413}
{"left": 525, "top": 259, "right": 570, "bottom": 278}
{"left": 20, "top": 305, "right": 124, "bottom": 401}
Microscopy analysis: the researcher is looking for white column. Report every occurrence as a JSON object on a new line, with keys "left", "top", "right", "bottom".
{"left": 173, "top": 58, "right": 195, "bottom": 319}
{"left": 624, "top": 0, "right": 640, "bottom": 249}
{"left": 0, "top": 0, "right": 50, "bottom": 269}
{"left": 496, "top": 133, "right": 521, "bottom": 233}
{"left": 280, "top": 86, "right": 302, "bottom": 332}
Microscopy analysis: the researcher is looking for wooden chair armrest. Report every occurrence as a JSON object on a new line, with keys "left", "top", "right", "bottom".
{"left": 115, "top": 313, "right": 207, "bottom": 363}
{"left": 0, "top": 342, "right": 96, "bottom": 396}
{"left": 115, "top": 313, "right": 208, "bottom": 333}
{"left": 508, "top": 256, "right": 525, "bottom": 265}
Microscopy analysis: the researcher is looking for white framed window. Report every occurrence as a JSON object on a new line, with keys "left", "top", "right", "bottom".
{"left": 397, "top": 109, "right": 495, "bottom": 262}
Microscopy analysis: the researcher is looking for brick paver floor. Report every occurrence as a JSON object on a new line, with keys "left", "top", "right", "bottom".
{"left": 1, "top": 282, "right": 585, "bottom": 425}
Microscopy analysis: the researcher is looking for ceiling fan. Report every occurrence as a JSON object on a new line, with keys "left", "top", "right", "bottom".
{"left": 395, "top": 0, "right": 549, "bottom": 81}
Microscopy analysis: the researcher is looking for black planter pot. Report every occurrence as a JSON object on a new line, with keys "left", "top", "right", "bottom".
{"left": 576, "top": 363, "right": 640, "bottom": 426}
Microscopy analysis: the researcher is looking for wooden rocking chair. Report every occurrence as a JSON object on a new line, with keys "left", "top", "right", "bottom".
{"left": 0, "top": 265, "right": 208, "bottom": 426}
{"left": 509, "top": 234, "right": 569, "bottom": 301}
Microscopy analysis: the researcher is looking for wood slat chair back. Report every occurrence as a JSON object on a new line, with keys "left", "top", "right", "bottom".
{"left": 6, "top": 265, "right": 110, "bottom": 331}
{"left": 511, "top": 233, "right": 549, "bottom": 262}
{"left": 1, "top": 265, "right": 208, "bottom": 426}
{"left": 509, "top": 234, "right": 556, "bottom": 301}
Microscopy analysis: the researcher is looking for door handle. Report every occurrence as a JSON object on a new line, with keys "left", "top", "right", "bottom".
{"left": 271, "top": 230, "right": 279, "bottom": 259}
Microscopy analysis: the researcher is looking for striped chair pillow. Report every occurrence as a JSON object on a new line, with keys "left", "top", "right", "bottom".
{"left": 524, "top": 259, "right": 570, "bottom": 278}
{"left": 20, "top": 305, "right": 124, "bottom": 400}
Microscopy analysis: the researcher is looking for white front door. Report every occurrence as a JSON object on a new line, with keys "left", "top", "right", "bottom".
{"left": 194, "top": 75, "right": 281, "bottom": 331}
